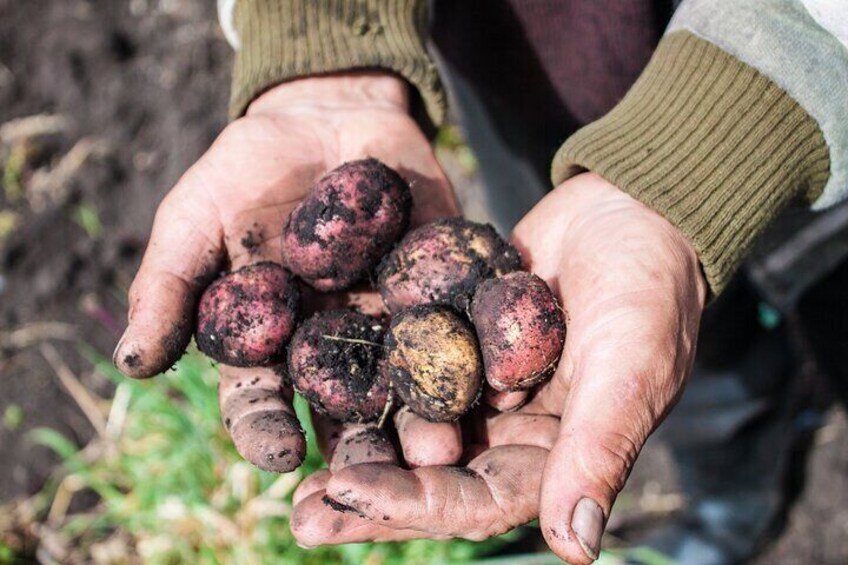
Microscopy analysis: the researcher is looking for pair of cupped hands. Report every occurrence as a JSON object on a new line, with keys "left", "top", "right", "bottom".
{"left": 113, "top": 73, "right": 706, "bottom": 564}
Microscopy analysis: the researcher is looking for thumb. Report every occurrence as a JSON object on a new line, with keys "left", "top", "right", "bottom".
{"left": 538, "top": 311, "right": 693, "bottom": 564}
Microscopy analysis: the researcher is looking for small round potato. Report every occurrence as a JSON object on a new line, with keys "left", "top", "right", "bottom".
{"left": 195, "top": 262, "right": 299, "bottom": 367}
{"left": 377, "top": 218, "right": 521, "bottom": 313}
{"left": 288, "top": 310, "right": 391, "bottom": 422}
{"left": 385, "top": 305, "right": 483, "bottom": 422}
{"left": 282, "top": 158, "right": 412, "bottom": 291}
{"left": 471, "top": 272, "right": 565, "bottom": 391}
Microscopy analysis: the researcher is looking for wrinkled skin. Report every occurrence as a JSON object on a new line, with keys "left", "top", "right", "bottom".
{"left": 113, "top": 72, "right": 465, "bottom": 473}
{"left": 291, "top": 173, "right": 707, "bottom": 564}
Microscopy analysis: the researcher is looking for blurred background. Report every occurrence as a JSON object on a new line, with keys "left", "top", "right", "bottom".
{"left": 1, "top": 1, "right": 848, "bottom": 563}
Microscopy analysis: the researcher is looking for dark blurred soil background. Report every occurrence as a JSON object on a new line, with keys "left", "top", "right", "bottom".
{"left": 1, "top": 1, "right": 846, "bottom": 563}
{"left": 0, "top": 0, "right": 229, "bottom": 500}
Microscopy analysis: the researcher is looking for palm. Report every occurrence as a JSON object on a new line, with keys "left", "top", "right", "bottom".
{"left": 291, "top": 174, "right": 707, "bottom": 565}
{"left": 114, "top": 74, "right": 459, "bottom": 473}
{"left": 164, "top": 98, "right": 457, "bottom": 284}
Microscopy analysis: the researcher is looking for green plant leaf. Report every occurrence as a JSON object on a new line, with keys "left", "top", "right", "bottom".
{"left": 29, "top": 427, "right": 79, "bottom": 459}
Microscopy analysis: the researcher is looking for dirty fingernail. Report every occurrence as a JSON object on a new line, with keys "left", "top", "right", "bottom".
{"left": 571, "top": 497, "right": 603, "bottom": 561}
{"left": 112, "top": 331, "right": 127, "bottom": 366}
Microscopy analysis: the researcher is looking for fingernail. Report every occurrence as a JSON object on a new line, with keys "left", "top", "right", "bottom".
{"left": 571, "top": 497, "right": 603, "bottom": 561}
{"left": 112, "top": 331, "right": 127, "bottom": 366}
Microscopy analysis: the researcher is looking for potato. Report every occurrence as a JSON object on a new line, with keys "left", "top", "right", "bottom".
{"left": 471, "top": 272, "right": 565, "bottom": 391}
{"left": 385, "top": 305, "right": 483, "bottom": 422}
{"left": 282, "top": 158, "right": 412, "bottom": 291}
{"left": 288, "top": 310, "right": 391, "bottom": 422}
{"left": 328, "top": 424, "right": 398, "bottom": 473}
{"left": 377, "top": 218, "right": 521, "bottom": 313}
{"left": 195, "top": 261, "right": 299, "bottom": 367}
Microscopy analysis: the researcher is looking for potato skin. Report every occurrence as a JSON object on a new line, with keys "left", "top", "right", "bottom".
{"left": 471, "top": 272, "right": 565, "bottom": 391}
{"left": 385, "top": 305, "right": 483, "bottom": 422}
{"left": 195, "top": 262, "right": 299, "bottom": 367}
{"left": 377, "top": 218, "right": 521, "bottom": 313}
{"left": 282, "top": 158, "right": 412, "bottom": 291}
{"left": 288, "top": 310, "right": 391, "bottom": 423}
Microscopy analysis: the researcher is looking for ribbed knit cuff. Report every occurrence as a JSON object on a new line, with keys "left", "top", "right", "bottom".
{"left": 229, "top": 0, "right": 445, "bottom": 129}
{"left": 552, "top": 31, "right": 830, "bottom": 295}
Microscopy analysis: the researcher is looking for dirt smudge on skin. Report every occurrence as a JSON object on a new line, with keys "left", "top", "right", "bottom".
{"left": 122, "top": 353, "right": 141, "bottom": 369}
{"left": 447, "top": 466, "right": 481, "bottom": 480}
{"left": 322, "top": 495, "right": 366, "bottom": 518}
{"left": 240, "top": 227, "right": 265, "bottom": 256}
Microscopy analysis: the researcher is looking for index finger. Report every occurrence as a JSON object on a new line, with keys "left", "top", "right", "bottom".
{"left": 113, "top": 168, "right": 223, "bottom": 378}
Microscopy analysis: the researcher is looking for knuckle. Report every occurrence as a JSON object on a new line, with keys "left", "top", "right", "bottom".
{"left": 464, "top": 530, "right": 494, "bottom": 542}
{"left": 579, "top": 430, "right": 641, "bottom": 495}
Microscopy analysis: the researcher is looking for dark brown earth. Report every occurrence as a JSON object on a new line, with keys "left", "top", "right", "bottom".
{"left": 0, "top": 0, "right": 230, "bottom": 500}
{"left": 2, "top": 1, "right": 848, "bottom": 563}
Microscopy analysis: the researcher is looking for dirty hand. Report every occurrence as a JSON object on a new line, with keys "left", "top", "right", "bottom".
{"left": 291, "top": 173, "right": 707, "bottom": 564}
{"left": 112, "top": 72, "right": 461, "bottom": 472}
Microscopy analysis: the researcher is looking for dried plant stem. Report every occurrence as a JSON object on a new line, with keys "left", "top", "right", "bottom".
{"left": 377, "top": 389, "right": 395, "bottom": 430}
{"left": 320, "top": 335, "right": 384, "bottom": 348}
{"left": 40, "top": 343, "right": 107, "bottom": 437}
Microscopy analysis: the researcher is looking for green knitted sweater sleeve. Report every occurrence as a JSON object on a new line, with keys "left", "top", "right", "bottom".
{"left": 228, "top": 0, "right": 445, "bottom": 128}
{"left": 552, "top": 31, "right": 830, "bottom": 295}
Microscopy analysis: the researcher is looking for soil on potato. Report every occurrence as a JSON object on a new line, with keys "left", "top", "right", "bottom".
{"left": 1, "top": 1, "right": 848, "bottom": 563}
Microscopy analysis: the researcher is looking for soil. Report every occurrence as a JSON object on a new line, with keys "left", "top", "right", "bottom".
{"left": 2, "top": 1, "right": 847, "bottom": 563}
{"left": 0, "top": 0, "right": 230, "bottom": 500}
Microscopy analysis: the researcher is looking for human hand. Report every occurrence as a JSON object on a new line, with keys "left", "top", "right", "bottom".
{"left": 112, "top": 72, "right": 461, "bottom": 472}
{"left": 292, "top": 173, "right": 707, "bottom": 563}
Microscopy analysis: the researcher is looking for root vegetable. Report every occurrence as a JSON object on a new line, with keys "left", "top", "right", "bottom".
{"left": 385, "top": 305, "right": 482, "bottom": 422}
{"left": 195, "top": 261, "right": 299, "bottom": 367}
{"left": 471, "top": 272, "right": 565, "bottom": 391}
{"left": 282, "top": 158, "right": 412, "bottom": 291}
{"left": 377, "top": 218, "right": 521, "bottom": 313}
{"left": 288, "top": 310, "right": 391, "bottom": 422}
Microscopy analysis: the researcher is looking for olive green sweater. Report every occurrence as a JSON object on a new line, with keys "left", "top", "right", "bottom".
{"left": 220, "top": 0, "right": 846, "bottom": 295}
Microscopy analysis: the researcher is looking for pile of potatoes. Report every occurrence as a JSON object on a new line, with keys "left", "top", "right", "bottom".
{"left": 195, "top": 158, "right": 565, "bottom": 427}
